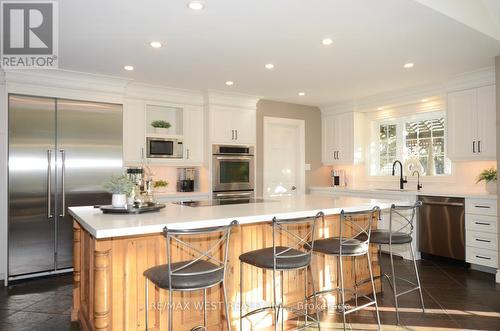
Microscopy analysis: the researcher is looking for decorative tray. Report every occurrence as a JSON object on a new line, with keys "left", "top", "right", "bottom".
{"left": 100, "top": 203, "right": 166, "bottom": 214}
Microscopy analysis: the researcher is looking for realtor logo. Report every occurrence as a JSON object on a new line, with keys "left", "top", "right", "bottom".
{"left": 1, "top": 1, "right": 58, "bottom": 68}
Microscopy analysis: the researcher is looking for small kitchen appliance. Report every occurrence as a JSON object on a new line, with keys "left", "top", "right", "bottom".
{"left": 177, "top": 167, "right": 196, "bottom": 192}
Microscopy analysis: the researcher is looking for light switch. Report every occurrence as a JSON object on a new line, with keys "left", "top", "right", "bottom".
{"left": 305, "top": 163, "right": 311, "bottom": 171}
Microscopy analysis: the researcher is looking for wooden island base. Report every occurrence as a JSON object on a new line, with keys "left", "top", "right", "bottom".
{"left": 72, "top": 214, "right": 381, "bottom": 331}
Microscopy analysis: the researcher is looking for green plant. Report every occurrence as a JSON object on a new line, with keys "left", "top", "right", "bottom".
{"left": 153, "top": 180, "right": 169, "bottom": 188}
{"left": 151, "top": 120, "right": 171, "bottom": 129}
{"left": 476, "top": 167, "right": 497, "bottom": 183}
{"left": 103, "top": 175, "right": 135, "bottom": 195}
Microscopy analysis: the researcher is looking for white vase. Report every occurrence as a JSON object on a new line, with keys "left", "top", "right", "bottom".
{"left": 154, "top": 127, "right": 169, "bottom": 135}
{"left": 485, "top": 181, "right": 497, "bottom": 194}
{"left": 112, "top": 194, "right": 127, "bottom": 208}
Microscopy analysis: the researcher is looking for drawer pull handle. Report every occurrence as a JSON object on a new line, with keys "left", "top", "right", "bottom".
{"left": 475, "top": 238, "right": 491, "bottom": 243}
{"left": 475, "top": 222, "right": 490, "bottom": 225}
{"left": 475, "top": 255, "right": 491, "bottom": 260}
{"left": 475, "top": 205, "right": 491, "bottom": 209}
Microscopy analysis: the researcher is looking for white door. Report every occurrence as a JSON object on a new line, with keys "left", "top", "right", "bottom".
{"left": 476, "top": 85, "right": 496, "bottom": 159}
{"left": 447, "top": 89, "right": 477, "bottom": 160}
{"left": 183, "top": 107, "right": 204, "bottom": 163}
{"left": 263, "top": 117, "right": 305, "bottom": 197}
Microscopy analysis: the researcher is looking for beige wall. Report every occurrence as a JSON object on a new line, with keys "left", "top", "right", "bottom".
{"left": 256, "top": 99, "right": 330, "bottom": 196}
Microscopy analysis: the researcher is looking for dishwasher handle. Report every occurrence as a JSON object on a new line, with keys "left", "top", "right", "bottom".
{"left": 420, "top": 201, "right": 465, "bottom": 207}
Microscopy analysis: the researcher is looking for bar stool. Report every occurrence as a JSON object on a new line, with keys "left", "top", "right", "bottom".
{"left": 312, "top": 207, "right": 381, "bottom": 331}
{"left": 239, "top": 212, "right": 323, "bottom": 331}
{"left": 367, "top": 202, "right": 425, "bottom": 324}
{"left": 143, "top": 220, "right": 238, "bottom": 331}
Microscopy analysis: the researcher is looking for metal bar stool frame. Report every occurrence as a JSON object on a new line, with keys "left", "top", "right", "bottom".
{"left": 239, "top": 212, "right": 324, "bottom": 331}
{"left": 311, "top": 207, "right": 381, "bottom": 331}
{"left": 145, "top": 220, "right": 238, "bottom": 331}
{"left": 380, "top": 202, "right": 425, "bottom": 324}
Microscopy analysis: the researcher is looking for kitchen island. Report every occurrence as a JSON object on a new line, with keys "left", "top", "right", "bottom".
{"left": 69, "top": 195, "right": 398, "bottom": 331}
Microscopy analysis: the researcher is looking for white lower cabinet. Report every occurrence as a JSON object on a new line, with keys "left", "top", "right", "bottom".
{"left": 465, "top": 198, "right": 498, "bottom": 269}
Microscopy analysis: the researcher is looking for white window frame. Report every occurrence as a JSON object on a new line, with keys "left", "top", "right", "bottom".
{"left": 369, "top": 110, "right": 453, "bottom": 180}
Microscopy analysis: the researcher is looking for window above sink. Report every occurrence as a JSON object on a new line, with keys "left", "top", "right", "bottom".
{"left": 369, "top": 104, "right": 452, "bottom": 177}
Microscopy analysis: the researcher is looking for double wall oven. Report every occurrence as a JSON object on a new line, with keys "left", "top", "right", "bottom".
{"left": 212, "top": 145, "right": 255, "bottom": 199}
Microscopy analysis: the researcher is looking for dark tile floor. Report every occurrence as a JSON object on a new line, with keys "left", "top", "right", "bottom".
{"left": 0, "top": 255, "right": 499, "bottom": 330}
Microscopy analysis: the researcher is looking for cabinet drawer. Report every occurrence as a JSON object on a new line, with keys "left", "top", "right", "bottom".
{"left": 466, "top": 231, "right": 497, "bottom": 251}
{"left": 466, "top": 246, "right": 498, "bottom": 268}
{"left": 465, "top": 199, "right": 497, "bottom": 216}
{"left": 466, "top": 214, "right": 497, "bottom": 233}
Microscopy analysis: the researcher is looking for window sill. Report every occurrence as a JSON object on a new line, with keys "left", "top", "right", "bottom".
{"left": 367, "top": 175, "right": 456, "bottom": 184}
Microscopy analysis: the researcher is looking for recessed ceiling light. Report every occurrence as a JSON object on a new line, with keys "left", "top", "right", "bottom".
{"left": 150, "top": 41, "right": 163, "bottom": 48}
{"left": 225, "top": 81, "right": 234, "bottom": 86}
{"left": 321, "top": 38, "right": 333, "bottom": 46}
{"left": 421, "top": 98, "right": 428, "bottom": 102}
{"left": 265, "top": 63, "right": 275, "bottom": 69}
{"left": 124, "top": 65, "right": 134, "bottom": 71}
{"left": 377, "top": 107, "right": 384, "bottom": 110}
{"left": 298, "top": 92, "right": 305, "bottom": 96}
{"left": 404, "top": 62, "right": 414, "bottom": 69}
{"left": 188, "top": 1, "right": 204, "bottom": 10}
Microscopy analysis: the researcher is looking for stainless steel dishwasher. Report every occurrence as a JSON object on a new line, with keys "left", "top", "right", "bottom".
{"left": 418, "top": 196, "right": 465, "bottom": 261}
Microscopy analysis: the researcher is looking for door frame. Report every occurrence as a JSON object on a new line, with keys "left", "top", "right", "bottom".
{"left": 263, "top": 116, "right": 306, "bottom": 197}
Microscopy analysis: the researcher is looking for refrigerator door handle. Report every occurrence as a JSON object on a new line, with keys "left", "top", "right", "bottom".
{"left": 59, "top": 149, "right": 66, "bottom": 217}
{"left": 47, "top": 149, "right": 53, "bottom": 219}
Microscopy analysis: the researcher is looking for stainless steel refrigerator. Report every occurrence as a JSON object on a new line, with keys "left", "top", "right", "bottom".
{"left": 8, "top": 94, "right": 123, "bottom": 280}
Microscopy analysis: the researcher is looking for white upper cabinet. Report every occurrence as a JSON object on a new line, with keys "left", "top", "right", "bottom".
{"left": 123, "top": 99, "right": 146, "bottom": 165}
{"left": 447, "top": 85, "right": 496, "bottom": 161}
{"left": 210, "top": 105, "right": 256, "bottom": 144}
{"left": 183, "top": 106, "right": 204, "bottom": 163}
{"left": 322, "top": 111, "right": 364, "bottom": 165}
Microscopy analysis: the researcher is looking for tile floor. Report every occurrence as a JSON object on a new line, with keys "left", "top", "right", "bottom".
{"left": 0, "top": 255, "right": 499, "bottom": 330}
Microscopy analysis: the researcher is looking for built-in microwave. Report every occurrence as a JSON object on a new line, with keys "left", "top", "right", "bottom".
{"left": 146, "top": 137, "right": 183, "bottom": 158}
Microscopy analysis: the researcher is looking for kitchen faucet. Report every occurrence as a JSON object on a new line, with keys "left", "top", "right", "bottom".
{"left": 392, "top": 160, "right": 407, "bottom": 190}
{"left": 412, "top": 170, "right": 422, "bottom": 191}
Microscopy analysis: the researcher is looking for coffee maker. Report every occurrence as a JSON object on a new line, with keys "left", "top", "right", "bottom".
{"left": 177, "top": 168, "right": 195, "bottom": 192}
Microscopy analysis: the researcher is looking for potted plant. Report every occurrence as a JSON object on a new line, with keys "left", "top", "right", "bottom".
{"left": 153, "top": 179, "right": 169, "bottom": 193}
{"left": 103, "top": 175, "right": 135, "bottom": 208}
{"left": 151, "top": 120, "right": 171, "bottom": 134}
{"left": 476, "top": 167, "right": 497, "bottom": 194}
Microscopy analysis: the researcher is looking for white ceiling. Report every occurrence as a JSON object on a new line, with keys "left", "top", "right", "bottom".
{"left": 59, "top": 0, "right": 500, "bottom": 106}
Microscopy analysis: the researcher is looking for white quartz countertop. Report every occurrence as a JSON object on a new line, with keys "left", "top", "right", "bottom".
{"left": 69, "top": 195, "right": 398, "bottom": 239}
{"left": 309, "top": 186, "right": 497, "bottom": 200}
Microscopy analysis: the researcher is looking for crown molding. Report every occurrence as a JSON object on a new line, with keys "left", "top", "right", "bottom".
{"left": 125, "top": 82, "right": 204, "bottom": 106}
{"left": 321, "top": 66, "right": 495, "bottom": 115}
{"left": 204, "top": 89, "right": 262, "bottom": 109}
{"left": 445, "top": 66, "right": 495, "bottom": 92}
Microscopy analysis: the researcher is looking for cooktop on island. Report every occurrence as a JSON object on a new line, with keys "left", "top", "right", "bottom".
{"left": 173, "top": 198, "right": 273, "bottom": 207}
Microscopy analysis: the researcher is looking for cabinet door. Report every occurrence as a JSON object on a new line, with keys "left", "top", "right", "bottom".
{"left": 210, "top": 106, "right": 235, "bottom": 143}
{"left": 233, "top": 108, "right": 256, "bottom": 144}
{"left": 447, "top": 89, "right": 477, "bottom": 160}
{"left": 476, "top": 85, "right": 496, "bottom": 159}
{"left": 322, "top": 115, "right": 337, "bottom": 164}
{"left": 183, "top": 107, "right": 204, "bottom": 163}
{"left": 337, "top": 112, "right": 354, "bottom": 163}
{"left": 123, "top": 99, "right": 145, "bottom": 164}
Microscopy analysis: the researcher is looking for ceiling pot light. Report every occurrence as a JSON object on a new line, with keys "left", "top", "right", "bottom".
{"left": 377, "top": 107, "right": 384, "bottom": 110}
{"left": 265, "top": 63, "right": 275, "bottom": 69}
{"left": 298, "top": 92, "right": 305, "bottom": 96}
{"left": 404, "top": 62, "right": 414, "bottom": 68}
{"left": 421, "top": 98, "right": 428, "bottom": 102}
{"left": 225, "top": 81, "right": 234, "bottom": 86}
{"left": 124, "top": 65, "right": 134, "bottom": 71}
{"left": 321, "top": 38, "right": 333, "bottom": 46}
{"left": 188, "top": 1, "right": 204, "bottom": 10}
{"left": 150, "top": 41, "right": 163, "bottom": 48}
